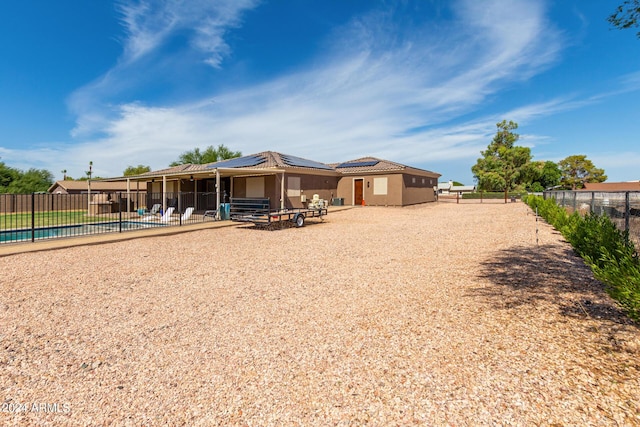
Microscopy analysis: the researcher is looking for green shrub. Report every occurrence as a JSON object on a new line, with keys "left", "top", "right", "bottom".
{"left": 461, "top": 191, "right": 526, "bottom": 199}
{"left": 567, "top": 212, "right": 632, "bottom": 270}
{"left": 590, "top": 247, "right": 640, "bottom": 320}
{"left": 526, "top": 195, "right": 640, "bottom": 321}
{"left": 527, "top": 196, "right": 571, "bottom": 231}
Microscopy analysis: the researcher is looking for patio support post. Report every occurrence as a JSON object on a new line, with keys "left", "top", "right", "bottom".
{"left": 216, "top": 169, "right": 221, "bottom": 219}
{"left": 177, "top": 179, "right": 182, "bottom": 214}
{"left": 194, "top": 179, "right": 198, "bottom": 211}
{"left": 126, "top": 178, "right": 131, "bottom": 215}
{"left": 281, "top": 172, "right": 285, "bottom": 210}
{"left": 162, "top": 175, "right": 167, "bottom": 214}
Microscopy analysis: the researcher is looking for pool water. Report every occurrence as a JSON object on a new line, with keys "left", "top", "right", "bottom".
{"left": 0, "top": 221, "right": 166, "bottom": 243}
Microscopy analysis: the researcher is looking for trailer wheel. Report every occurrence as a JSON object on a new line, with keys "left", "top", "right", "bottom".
{"left": 295, "top": 214, "right": 305, "bottom": 227}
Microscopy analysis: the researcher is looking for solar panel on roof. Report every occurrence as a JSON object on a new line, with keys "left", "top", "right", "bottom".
{"left": 336, "top": 160, "right": 380, "bottom": 168}
{"left": 207, "top": 155, "right": 266, "bottom": 169}
{"left": 280, "top": 154, "right": 334, "bottom": 170}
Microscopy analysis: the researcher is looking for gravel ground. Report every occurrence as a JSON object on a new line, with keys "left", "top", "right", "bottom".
{"left": 1, "top": 202, "right": 639, "bottom": 426}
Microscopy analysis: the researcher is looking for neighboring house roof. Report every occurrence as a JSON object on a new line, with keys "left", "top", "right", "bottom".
{"left": 332, "top": 157, "right": 440, "bottom": 177}
{"left": 436, "top": 183, "right": 475, "bottom": 193}
{"left": 582, "top": 181, "right": 640, "bottom": 191}
{"left": 48, "top": 180, "right": 147, "bottom": 193}
{"left": 451, "top": 185, "right": 476, "bottom": 192}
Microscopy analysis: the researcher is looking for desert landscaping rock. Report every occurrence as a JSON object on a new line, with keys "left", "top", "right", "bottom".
{"left": 1, "top": 203, "right": 638, "bottom": 425}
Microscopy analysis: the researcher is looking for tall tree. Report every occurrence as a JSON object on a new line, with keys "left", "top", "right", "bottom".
{"left": 170, "top": 144, "right": 241, "bottom": 166}
{"left": 609, "top": 0, "right": 640, "bottom": 37}
{"left": 123, "top": 165, "right": 151, "bottom": 176}
{"left": 558, "top": 155, "right": 607, "bottom": 190}
{"left": 6, "top": 169, "right": 54, "bottom": 193}
{"left": 0, "top": 162, "right": 20, "bottom": 192}
{"left": 471, "top": 120, "right": 532, "bottom": 202}
{"left": 526, "top": 160, "right": 562, "bottom": 192}
{"left": 0, "top": 162, "right": 54, "bottom": 193}
{"left": 540, "top": 160, "right": 562, "bottom": 189}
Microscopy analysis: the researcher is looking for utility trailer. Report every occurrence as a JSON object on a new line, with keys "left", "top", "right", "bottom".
{"left": 230, "top": 197, "right": 327, "bottom": 227}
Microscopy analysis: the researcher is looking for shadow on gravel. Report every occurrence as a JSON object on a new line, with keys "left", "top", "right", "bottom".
{"left": 473, "top": 244, "right": 637, "bottom": 327}
{"left": 239, "top": 220, "right": 327, "bottom": 231}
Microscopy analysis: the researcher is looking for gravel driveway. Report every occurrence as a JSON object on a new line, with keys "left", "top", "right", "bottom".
{"left": 1, "top": 203, "right": 638, "bottom": 425}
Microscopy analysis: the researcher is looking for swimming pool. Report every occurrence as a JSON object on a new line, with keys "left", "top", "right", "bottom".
{"left": 0, "top": 221, "right": 167, "bottom": 243}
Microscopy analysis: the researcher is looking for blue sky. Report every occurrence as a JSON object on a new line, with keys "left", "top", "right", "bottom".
{"left": 0, "top": 0, "right": 638, "bottom": 184}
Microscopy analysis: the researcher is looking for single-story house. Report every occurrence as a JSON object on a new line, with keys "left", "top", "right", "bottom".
{"left": 110, "top": 151, "right": 440, "bottom": 213}
{"left": 436, "top": 182, "right": 451, "bottom": 194}
{"left": 333, "top": 157, "right": 440, "bottom": 206}
{"left": 437, "top": 181, "right": 476, "bottom": 196}
{"left": 47, "top": 180, "right": 148, "bottom": 213}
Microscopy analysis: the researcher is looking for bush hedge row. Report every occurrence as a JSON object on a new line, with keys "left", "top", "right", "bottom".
{"left": 461, "top": 191, "right": 527, "bottom": 199}
{"left": 524, "top": 195, "right": 640, "bottom": 321}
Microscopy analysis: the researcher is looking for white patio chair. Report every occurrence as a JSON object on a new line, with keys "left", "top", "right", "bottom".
{"left": 158, "top": 207, "right": 175, "bottom": 223}
{"left": 140, "top": 204, "right": 162, "bottom": 220}
{"left": 181, "top": 207, "right": 194, "bottom": 222}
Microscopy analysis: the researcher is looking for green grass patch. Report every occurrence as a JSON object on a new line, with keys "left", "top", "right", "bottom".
{"left": 0, "top": 210, "right": 106, "bottom": 230}
{"left": 525, "top": 195, "right": 640, "bottom": 321}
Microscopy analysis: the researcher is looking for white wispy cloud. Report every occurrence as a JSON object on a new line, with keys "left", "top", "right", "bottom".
{"left": 8, "top": 0, "right": 578, "bottom": 180}
{"left": 117, "top": 0, "right": 257, "bottom": 66}
{"left": 119, "top": 0, "right": 563, "bottom": 165}
{"left": 67, "top": 0, "right": 259, "bottom": 139}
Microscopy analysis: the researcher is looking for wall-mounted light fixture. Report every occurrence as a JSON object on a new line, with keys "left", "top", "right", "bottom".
{"left": 367, "top": 181, "right": 370, "bottom": 188}
{"left": 190, "top": 175, "right": 194, "bottom": 182}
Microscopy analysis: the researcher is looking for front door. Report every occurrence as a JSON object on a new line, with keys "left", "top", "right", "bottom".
{"left": 354, "top": 179, "right": 364, "bottom": 206}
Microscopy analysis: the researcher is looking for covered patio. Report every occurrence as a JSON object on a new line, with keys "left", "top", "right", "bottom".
{"left": 114, "top": 166, "right": 287, "bottom": 218}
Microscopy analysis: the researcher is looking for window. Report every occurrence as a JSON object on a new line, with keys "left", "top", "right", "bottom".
{"left": 246, "top": 177, "right": 265, "bottom": 197}
{"left": 373, "top": 177, "right": 388, "bottom": 195}
{"left": 287, "top": 176, "right": 301, "bottom": 197}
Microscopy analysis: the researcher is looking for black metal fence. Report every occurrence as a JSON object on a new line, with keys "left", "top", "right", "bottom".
{"left": 0, "top": 191, "right": 220, "bottom": 245}
{"left": 544, "top": 190, "right": 640, "bottom": 249}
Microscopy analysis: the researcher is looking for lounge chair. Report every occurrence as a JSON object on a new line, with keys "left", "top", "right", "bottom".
{"left": 181, "top": 207, "right": 194, "bottom": 222}
{"left": 158, "top": 207, "right": 175, "bottom": 223}
{"left": 140, "top": 204, "right": 162, "bottom": 220}
{"left": 203, "top": 209, "right": 218, "bottom": 221}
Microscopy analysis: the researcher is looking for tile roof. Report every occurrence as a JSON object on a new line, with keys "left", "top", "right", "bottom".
{"left": 115, "top": 151, "right": 337, "bottom": 180}
{"left": 139, "top": 163, "right": 210, "bottom": 177}
{"left": 333, "top": 157, "right": 439, "bottom": 176}
{"left": 111, "top": 151, "right": 440, "bottom": 179}
{"left": 205, "top": 151, "right": 335, "bottom": 172}
{"left": 48, "top": 180, "right": 147, "bottom": 193}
